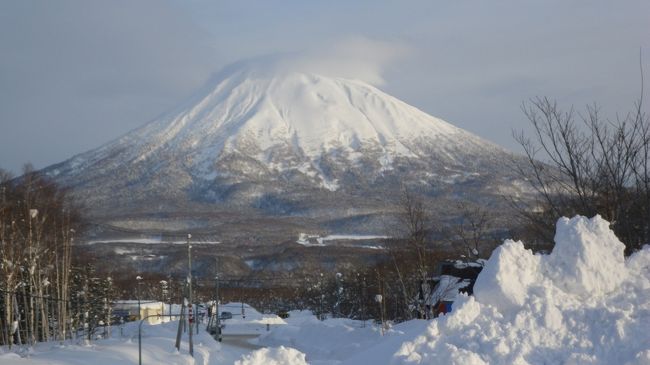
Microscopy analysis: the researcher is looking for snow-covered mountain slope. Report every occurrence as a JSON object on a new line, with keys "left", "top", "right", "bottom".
{"left": 42, "top": 61, "right": 524, "bottom": 227}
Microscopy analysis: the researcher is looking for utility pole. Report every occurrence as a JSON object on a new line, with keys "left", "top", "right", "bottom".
{"left": 187, "top": 233, "right": 193, "bottom": 357}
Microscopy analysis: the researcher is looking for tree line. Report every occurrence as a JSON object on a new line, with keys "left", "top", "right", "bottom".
{"left": 0, "top": 166, "right": 115, "bottom": 348}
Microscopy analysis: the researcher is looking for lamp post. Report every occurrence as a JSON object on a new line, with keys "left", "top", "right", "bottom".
{"left": 136, "top": 276, "right": 143, "bottom": 321}
{"left": 139, "top": 314, "right": 182, "bottom": 365}
{"left": 186, "top": 233, "right": 193, "bottom": 357}
{"left": 375, "top": 294, "right": 384, "bottom": 336}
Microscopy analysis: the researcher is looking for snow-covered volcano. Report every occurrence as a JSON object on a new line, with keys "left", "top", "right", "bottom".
{"left": 43, "top": 61, "right": 521, "bottom": 228}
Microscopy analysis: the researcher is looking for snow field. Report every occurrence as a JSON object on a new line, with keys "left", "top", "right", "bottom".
{"left": 235, "top": 346, "right": 308, "bottom": 365}
{"left": 257, "top": 311, "right": 384, "bottom": 362}
{"left": 0, "top": 319, "right": 247, "bottom": 365}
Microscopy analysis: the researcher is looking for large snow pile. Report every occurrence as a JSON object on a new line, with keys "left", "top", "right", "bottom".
{"left": 392, "top": 215, "right": 650, "bottom": 365}
{"left": 235, "top": 346, "right": 307, "bottom": 365}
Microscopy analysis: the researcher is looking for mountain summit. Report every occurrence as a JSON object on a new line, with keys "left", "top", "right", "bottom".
{"left": 44, "top": 62, "right": 521, "bottom": 234}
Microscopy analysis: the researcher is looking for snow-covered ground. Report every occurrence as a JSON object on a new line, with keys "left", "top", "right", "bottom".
{"left": 0, "top": 317, "right": 249, "bottom": 365}
{"left": 2, "top": 215, "right": 649, "bottom": 364}
{"left": 86, "top": 238, "right": 221, "bottom": 245}
{"left": 296, "top": 233, "right": 387, "bottom": 249}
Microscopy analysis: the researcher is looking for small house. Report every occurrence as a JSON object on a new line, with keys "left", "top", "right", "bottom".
{"left": 112, "top": 300, "right": 166, "bottom": 324}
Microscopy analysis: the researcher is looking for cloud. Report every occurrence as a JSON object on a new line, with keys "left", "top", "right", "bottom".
{"left": 280, "top": 36, "right": 412, "bottom": 85}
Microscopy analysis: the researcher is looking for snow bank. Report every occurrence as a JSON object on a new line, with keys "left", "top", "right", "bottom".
{"left": 235, "top": 346, "right": 307, "bottom": 365}
{"left": 391, "top": 215, "right": 650, "bottom": 365}
{"left": 472, "top": 240, "right": 540, "bottom": 314}
{"left": 261, "top": 311, "right": 437, "bottom": 364}
{"left": 546, "top": 215, "right": 627, "bottom": 297}
{"left": 220, "top": 302, "right": 287, "bottom": 335}
{"left": 258, "top": 310, "right": 384, "bottom": 362}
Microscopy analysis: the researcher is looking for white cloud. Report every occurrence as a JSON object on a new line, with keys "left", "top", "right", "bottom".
{"left": 280, "top": 36, "right": 412, "bottom": 86}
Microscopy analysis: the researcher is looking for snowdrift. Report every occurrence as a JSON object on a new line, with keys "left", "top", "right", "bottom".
{"left": 389, "top": 215, "right": 650, "bottom": 365}
{"left": 235, "top": 346, "right": 307, "bottom": 365}
{"left": 257, "top": 310, "right": 387, "bottom": 362}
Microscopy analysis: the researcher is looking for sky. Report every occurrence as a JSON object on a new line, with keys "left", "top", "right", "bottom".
{"left": 1, "top": 0, "right": 649, "bottom": 174}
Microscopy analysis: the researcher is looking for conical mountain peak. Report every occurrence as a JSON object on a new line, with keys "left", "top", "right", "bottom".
{"left": 45, "top": 61, "right": 513, "bottom": 209}
{"left": 119, "top": 64, "right": 496, "bottom": 175}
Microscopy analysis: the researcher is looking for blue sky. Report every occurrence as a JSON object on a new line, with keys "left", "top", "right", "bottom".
{"left": 1, "top": 0, "right": 648, "bottom": 174}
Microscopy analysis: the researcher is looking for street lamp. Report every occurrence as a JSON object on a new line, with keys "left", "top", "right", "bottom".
{"left": 136, "top": 275, "right": 143, "bottom": 320}
{"left": 375, "top": 294, "right": 384, "bottom": 336}
{"left": 186, "top": 233, "right": 194, "bottom": 357}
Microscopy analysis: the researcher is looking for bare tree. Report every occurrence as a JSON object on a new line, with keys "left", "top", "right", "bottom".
{"left": 398, "top": 185, "right": 431, "bottom": 281}
{"left": 453, "top": 202, "right": 496, "bottom": 260}
{"left": 382, "top": 185, "right": 441, "bottom": 320}
{"left": 0, "top": 165, "right": 81, "bottom": 347}
{"left": 512, "top": 66, "right": 649, "bottom": 253}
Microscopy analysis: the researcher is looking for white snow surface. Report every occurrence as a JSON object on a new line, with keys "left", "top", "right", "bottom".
{"left": 296, "top": 233, "right": 388, "bottom": 247}
{"left": 3, "top": 215, "right": 649, "bottom": 365}
{"left": 140, "top": 69, "right": 466, "bottom": 164}
{"left": 257, "top": 310, "right": 383, "bottom": 362}
{"left": 388, "top": 215, "right": 650, "bottom": 365}
{"left": 235, "top": 346, "right": 307, "bottom": 365}
{"left": 0, "top": 317, "right": 249, "bottom": 365}
{"left": 87, "top": 238, "right": 221, "bottom": 245}
{"left": 220, "top": 303, "right": 288, "bottom": 335}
